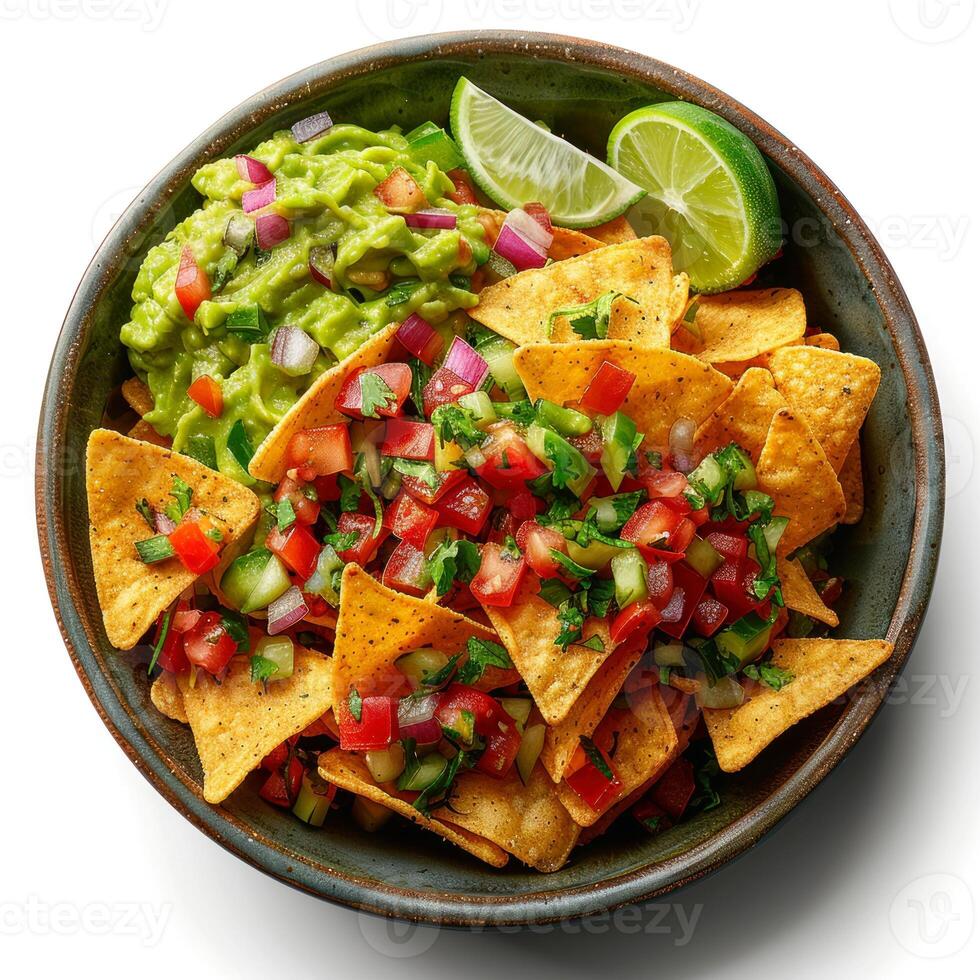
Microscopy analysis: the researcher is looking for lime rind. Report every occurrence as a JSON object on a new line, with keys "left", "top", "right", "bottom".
{"left": 451, "top": 77, "right": 646, "bottom": 228}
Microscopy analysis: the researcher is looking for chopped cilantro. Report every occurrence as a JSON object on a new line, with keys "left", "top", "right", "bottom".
{"left": 431, "top": 404, "right": 484, "bottom": 450}
{"left": 549, "top": 549, "right": 594, "bottom": 580}
{"left": 147, "top": 607, "right": 172, "bottom": 675}
{"left": 220, "top": 610, "right": 249, "bottom": 651}
{"left": 548, "top": 290, "right": 636, "bottom": 340}
{"left": 420, "top": 654, "right": 460, "bottom": 689}
{"left": 348, "top": 687, "right": 363, "bottom": 723}
{"left": 391, "top": 458, "right": 440, "bottom": 491}
{"left": 743, "top": 661, "right": 795, "bottom": 690}
{"left": 325, "top": 530, "right": 358, "bottom": 552}
{"left": 164, "top": 475, "right": 192, "bottom": 523}
{"left": 360, "top": 371, "right": 397, "bottom": 419}
{"left": 338, "top": 474, "right": 361, "bottom": 512}
{"left": 538, "top": 578, "right": 573, "bottom": 608}
{"left": 275, "top": 497, "right": 296, "bottom": 532}
{"left": 408, "top": 357, "right": 432, "bottom": 416}
{"left": 135, "top": 498, "right": 156, "bottom": 531}
{"left": 426, "top": 538, "right": 481, "bottom": 596}
{"left": 579, "top": 736, "right": 614, "bottom": 781}
{"left": 250, "top": 655, "right": 280, "bottom": 684}
{"left": 458, "top": 637, "right": 513, "bottom": 686}
{"left": 580, "top": 634, "right": 606, "bottom": 653}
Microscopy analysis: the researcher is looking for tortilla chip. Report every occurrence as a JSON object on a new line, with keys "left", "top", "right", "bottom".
{"left": 479, "top": 209, "right": 605, "bottom": 261}
{"left": 806, "top": 332, "right": 840, "bottom": 351}
{"left": 540, "top": 632, "right": 647, "bottom": 782}
{"left": 515, "top": 341, "right": 733, "bottom": 447}
{"left": 755, "top": 409, "right": 846, "bottom": 556}
{"left": 436, "top": 766, "right": 581, "bottom": 871}
{"left": 558, "top": 684, "right": 678, "bottom": 827}
{"left": 693, "top": 367, "right": 788, "bottom": 462}
{"left": 318, "top": 749, "right": 508, "bottom": 868}
{"left": 332, "top": 565, "right": 497, "bottom": 701}
{"left": 704, "top": 638, "right": 894, "bottom": 772}
{"left": 778, "top": 558, "right": 839, "bottom": 627}
{"left": 839, "top": 440, "right": 864, "bottom": 524}
{"left": 667, "top": 273, "right": 691, "bottom": 329}
{"left": 471, "top": 236, "right": 676, "bottom": 347}
{"left": 122, "top": 376, "right": 154, "bottom": 417}
{"left": 249, "top": 322, "right": 400, "bottom": 483}
{"left": 150, "top": 673, "right": 187, "bottom": 723}
{"left": 127, "top": 419, "right": 172, "bottom": 448}
{"left": 767, "top": 346, "right": 882, "bottom": 472}
{"left": 583, "top": 215, "right": 637, "bottom": 244}
{"left": 86, "top": 429, "right": 260, "bottom": 649}
{"left": 482, "top": 577, "right": 616, "bottom": 726}
{"left": 178, "top": 648, "right": 333, "bottom": 803}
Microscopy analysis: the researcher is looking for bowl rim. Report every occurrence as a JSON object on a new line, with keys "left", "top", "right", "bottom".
{"left": 36, "top": 29, "right": 945, "bottom": 927}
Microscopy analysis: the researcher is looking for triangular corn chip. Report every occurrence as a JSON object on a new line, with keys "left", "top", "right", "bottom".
{"left": 805, "top": 332, "right": 840, "bottom": 351}
{"left": 767, "top": 346, "right": 881, "bottom": 472}
{"left": 86, "top": 429, "right": 260, "bottom": 649}
{"left": 778, "top": 558, "right": 839, "bottom": 627}
{"left": 839, "top": 440, "right": 864, "bottom": 524}
{"left": 704, "top": 638, "right": 893, "bottom": 772}
{"left": 515, "top": 341, "right": 733, "bottom": 447}
{"left": 583, "top": 215, "right": 637, "bottom": 244}
{"left": 122, "top": 376, "right": 154, "bottom": 417}
{"left": 755, "top": 409, "right": 846, "bottom": 555}
{"left": 479, "top": 209, "right": 605, "bottom": 261}
{"left": 317, "top": 749, "right": 508, "bottom": 868}
{"left": 248, "top": 322, "right": 400, "bottom": 483}
{"left": 177, "top": 648, "right": 333, "bottom": 803}
{"left": 471, "top": 236, "right": 676, "bottom": 347}
{"left": 150, "top": 673, "right": 187, "bottom": 724}
{"left": 332, "top": 565, "right": 496, "bottom": 702}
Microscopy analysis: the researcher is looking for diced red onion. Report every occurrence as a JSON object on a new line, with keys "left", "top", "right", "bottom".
{"left": 399, "top": 717, "right": 442, "bottom": 747}
{"left": 504, "top": 206, "right": 554, "bottom": 252}
{"left": 291, "top": 110, "right": 333, "bottom": 143}
{"left": 235, "top": 155, "right": 273, "bottom": 185}
{"left": 669, "top": 417, "right": 697, "bottom": 474}
{"left": 154, "top": 511, "right": 176, "bottom": 535}
{"left": 223, "top": 213, "right": 254, "bottom": 255}
{"left": 404, "top": 208, "right": 457, "bottom": 230}
{"left": 267, "top": 586, "right": 309, "bottom": 635}
{"left": 493, "top": 224, "right": 547, "bottom": 271}
{"left": 270, "top": 326, "right": 320, "bottom": 377}
{"left": 523, "top": 202, "right": 554, "bottom": 235}
{"left": 255, "top": 213, "right": 290, "bottom": 250}
{"left": 396, "top": 313, "right": 437, "bottom": 359}
{"left": 443, "top": 335, "right": 490, "bottom": 389}
{"left": 242, "top": 179, "right": 276, "bottom": 214}
{"left": 309, "top": 245, "right": 335, "bottom": 288}
{"left": 398, "top": 693, "right": 440, "bottom": 728}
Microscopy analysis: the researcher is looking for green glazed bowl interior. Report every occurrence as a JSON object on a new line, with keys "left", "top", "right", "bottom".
{"left": 36, "top": 31, "right": 943, "bottom": 927}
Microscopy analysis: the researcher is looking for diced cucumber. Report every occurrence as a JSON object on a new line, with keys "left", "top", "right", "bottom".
{"left": 396, "top": 648, "right": 449, "bottom": 687}
{"left": 684, "top": 536, "right": 723, "bottom": 578}
{"left": 253, "top": 635, "right": 294, "bottom": 680}
{"left": 305, "top": 543, "right": 344, "bottom": 607}
{"left": 476, "top": 333, "right": 526, "bottom": 400}
{"left": 405, "top": 121, "right": 465, "bottom": 171}
{"left": 600, "top": 411, "right": 638, "bottom": 491}
{"left": 397, "top": 752, "right": 448, "bottom": 792}
{"left": 653, "top": 640, "right": 686, "bottom": 668}
{"left": 365, "top": 743, "right": 406, "bottom": 784}
{"left": 535, "top": 399, "right": 593, "bottom": 437}
{"left": 729, "top": 447, "right": 757, "bottom": 490}
{"left": 292, "top": 772, "right": 333, "bottom": 827}
{"left": 686, "top": 454, "right": 726, "bottom": 504}
{"left": 458, "top": 390, "right": 497, "bottom": 428}
{"left": 567, "top": 538, "right": 621, "bottom": 571}
{"left": 695, "top": 673, "right": 745, "bottom": 709}
{"left": 220, "top": 548, "right": 291, "bottom": 614}
{"left": 611, "top": 549, "right": 649, "bottom": 609}
{"left": 715, "top": 611, "right": 773, "bottom": 667}
{"left": 763, "top": 516, "right": 789, "bottom": 554}
{"left": 516, "top": 723, "right": 546, "bottom": 785}
{"left": 526, "top": 423, "right": 595, "bottom": 496}
{"left": 500, "top": 698, "right": 532, "bottom": 730}
{"left": 351, "top": 795, "right": 393, "bottom": 832}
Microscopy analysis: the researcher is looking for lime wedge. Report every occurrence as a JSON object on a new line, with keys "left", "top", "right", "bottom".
{"left": 607, "top": 102, "right": 781, "bottom": 293}
{"left": 450, "top": 77, "right": 645, "bottom": 228}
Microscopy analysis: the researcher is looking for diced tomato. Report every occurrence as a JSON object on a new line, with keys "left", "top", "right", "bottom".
{"left": 710, "top": 558, "right": 746, "bottom": 608}
{"left": 658, "top": 562, "right": 708, "bottom": 639}
{"left": 645, "top": 559, "right": 675, "bottom": 609}
{"left": 382, "top": 540, "right": 432, "bottom": 597}
{"left": 620, "top": 501, "right": 683, "bottom": 558}
{"left": 487, "top": 508, "right": 518, "bottom": 544}
{"left": 266, "top": 523, "right": 320, "bottom": 579}
{"left": 508, "top": 489, "right": 542, "bottom": 523}
{"left": 156, "top": 622, "right": 190, "bottom": 674}
{"left": 475, "top": 422, "right": 548, "bottom": 489}
{"left": 516, "top": 520, "right": 567, "bottom": 579}
{"left": 470, "top": 541, "right": 527, "bottom": 607}
{"left": 187, "top": 375, "right": 223, "bottom": 418}
{"left": 610, "top": 600, "right": 662, "bottom": 645}
{"left": 651, "top": 756, "right": 696, "bottom": 821}
{"left": 258, "top": 755, "right": 305, "bottom": 808}
{"left": 285, "top": 424, "right": 353, "bottom": 481}
{"left": 374, "top": 166, "right": 426, "bottom": 212}
{"left": 689, "top": 505, "right": 710, "bottom": 527}
{"left": 335, "top": 364, "right": 411, "bottom": 420}
{"left": 182, "top": 611, "right": 237, "bottom": 676}
{"left": 437, "top": 684, "right": 509, "bottom": 738}
{"left": 400, "top": 467, "right": 466, "bottom": 505}
{"left": 175, "top": 246, "right": 211, "bottom": 320}
{"left": 274, "top": 476, "right": 319, "bottom": 525}
{"left": 383, "top": 490, "right": 438, "bottom": 549}
{"left": 336, "top": 512, "right": 389, "bottom": 565}
{"left": 338, "top": 694, "right": 399, "bottom": 751}
{"left": 565, "top": 743, "right": 623, "bottom": 812}
{"left": 632, "top": 798, "right": 671, "bottom": 835}
{"left": 670, "top": 517, "right": 696, "bottom": 554}
{"left": 381, "top": 418, "right": 435, "bottom": 461}
{"left": 638, "top": 464, "right": 688, "bottom": 500}
{"left": 422, "top": 366, "right": 474, "bottom": 417}
{"left": 313, "top": 473, "right": 341, "bottom": 503}
{"left": 692, "top": 595, "right": 728, "bottom": 637}
{"left": 170, "top": 607, "right": 202, "bottom": 634}
{"left": 818, "top": 576, "right": 844, "bottom": 606}
{"left": 476, "top": 724, "right": 522, "bottom": 779}
{"left": 434, "top": 478, "right": 491, "bottom": 536}
{"left": 523, "top": 201, "right": 553, "bottom": 234}
{"left": 446, "top": 168, "right": 479, "bottom": 206}
{"left": 581, "top": 360, "right": 635, "bottom": 415}
{"left": 706, "top": 530, "right": 748, "bottom": 562}
{"left": 168, "top": 520, "right": 221, "bottom": 575}
{"left": 261, "top": 737, "right": 299, "bottom": 772}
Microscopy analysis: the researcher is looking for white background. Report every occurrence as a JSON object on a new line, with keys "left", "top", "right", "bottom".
{"left": 2, "top": 0, "right": 977, "bottom": 975}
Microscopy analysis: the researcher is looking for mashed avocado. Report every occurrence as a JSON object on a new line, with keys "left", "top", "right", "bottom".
{"left": 120, "top": 123, "right": 487, "bottom": 484}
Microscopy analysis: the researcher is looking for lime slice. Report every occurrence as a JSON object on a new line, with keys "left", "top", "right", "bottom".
{"left": 607, "top": 102, "right": 781, "bottom": 293}
{"left": 451, "top": 77, "right": 645, "bottom": 228}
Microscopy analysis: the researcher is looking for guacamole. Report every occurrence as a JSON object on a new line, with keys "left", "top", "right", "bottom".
{"left": 121, "top": 123, "right": 488, "bottom": 483}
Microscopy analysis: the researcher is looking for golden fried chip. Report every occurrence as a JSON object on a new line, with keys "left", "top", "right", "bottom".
{"left": 755, "top": 409, "right": 846, "bottom": 555}
{"left": 471, "top": 236, "right": 676, "bottom": 347}
{"left": 515, "top": 341, "right": 733, "bottom": 447}
{"left": 178, "top": 648, "right": 333, "bottom": 803}
{"left": 318, "top": 749, "right": 508, "bottom": 868}
{"left": 778, "top": 558, "right": 839, "bottom": 627}
{"left": 540, "top": 633, "right": 647, "bottom": 783}
{"left": 127, "top": 419, "right": 172, "bottom": 448}
{"left": 768, "top": 346, "right": 882, "bottom": 472}
{"left": 249, "top": 322, "right": 400, "bottom": 483}
{"left": 437, "top": 766, "right": 581, "bottom": 872}
{"left": 482, "top": 577, "right": 616, "bottom": 726}
{"left": 479, "top": 209, "right": 605, "bottom": 261}
{"left": 150, "top": 673, "right": 187, "bottom": 723}
{"left": 839, "top": 440, "right": 865, "bottom": 524}
{"left": 332, "top": 565, "right": 497, "bottom": 701}
{"left": 806, "top": 332, "right": 840, "bottom": 351}
{"left": 122, "top": 376, "right": 154, "bottom": 417}
{"left": 667, "top": 273, "right": 691, "bottom": 330}
{"left": 693, "top": 367, "right": 788, "bottom": 462}
{"left": 557, "top": 684, "right": 678, "bottom": 827}
{"left": 86, "top": 429, "right": 260, "bottom": 649}
{"left": 583, "top": 215, "right": 637, "bottom": 243}
{"left": 704, "top": 638, "right": 893, "bottom": 772}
